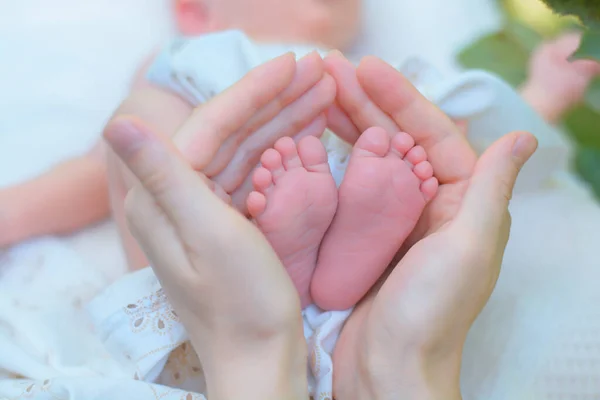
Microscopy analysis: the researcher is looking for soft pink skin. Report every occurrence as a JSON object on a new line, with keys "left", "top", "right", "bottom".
{"left": 175, "top": 0, "right": 361, "bottom": 51}
{"left": 249, "top": 127, "right": 438, "bottom": 311}
{"left": 521, "top": 32, "right": 600, "bottom": 123}
{"left": 312, "top": 127, "right": 438, "bottom": 311}
{"left": 248, "top": 136, "right": 338, "bottom": 308}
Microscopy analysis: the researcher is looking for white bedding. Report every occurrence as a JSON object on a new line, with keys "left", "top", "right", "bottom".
{"left": 0, "top": 0, "right": 174, "bottom": 385}
{"left": 1, "top": 0, "right": 600, "bottom": 398}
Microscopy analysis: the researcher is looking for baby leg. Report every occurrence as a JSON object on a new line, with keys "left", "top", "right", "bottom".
{"left": 247, "top": 136, "right": 338, "bottom": 308}
{"left": 311, "top": 127, "right": 438, "bottom": 310}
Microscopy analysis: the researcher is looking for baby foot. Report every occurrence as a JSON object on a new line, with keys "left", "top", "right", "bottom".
{"left": 247, "top": 136, "right": 338, "bottom": 308}
{"left": 312, "top": 127, "right": 438, "bottom": 310}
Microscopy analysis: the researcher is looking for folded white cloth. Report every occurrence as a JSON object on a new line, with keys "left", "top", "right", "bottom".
{"left": 85, "top": 267, "right": 351, "bottom": 398}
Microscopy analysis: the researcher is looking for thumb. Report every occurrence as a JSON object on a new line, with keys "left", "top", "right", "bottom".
{"left": 104, "top": 116, "right": 228, "bottom": 233}
{"left": 455, "top": 131, "right": 538, "bottom": 236}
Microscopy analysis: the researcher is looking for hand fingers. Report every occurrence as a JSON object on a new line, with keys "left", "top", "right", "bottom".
{"left": 325, "top": 102, "right": 361, "bottom": 144}
{"left": 104, "top": 117, "right": 216, "bottom": 287}
{"left": 204, "top": 51, "right": 326, "bottom": 176}
{"left": 105, "top": 116, "right": 304, "bottom": 377}
{"left": 572, "top": 59, "right": 600, "bottom": 77}
{"left": 212, "top": 75, "right": 335, "bottom": 192}
{"left": 230, "top": 172, "right": 256, "bottom": 214}
{"left": 554, "top": 31, "right": 585, "bottom": 58}
{"left": 559, "top": 34, "right": 600, "bottom": 75}
{"left": 173, "top": 53, "right": 298, "bottom": 171}
{"left": 455, "top": 131, "right": 538, "bottom": 236}
{"left": 198, "top": 173, "right": 232, "bottom": 205}
{"left": 227, "top": 114, "right": 328, "bottom": 212}
{"left": 290, "top": 113, "right": 328, "bottom": 142}
{"left": 104, "top": 117, "right": 229, "bottom": 239}
{"left": 325, "top": 51, "right": 399, "bottom": 134}
{"left": 454, "top": 120, "right": 469, "bottom": 136}
{"left": 356, "top": 56, "right": 477, "bottom": 183}
{"left": 123, "top": 183, "right": 194, "bottom": 286}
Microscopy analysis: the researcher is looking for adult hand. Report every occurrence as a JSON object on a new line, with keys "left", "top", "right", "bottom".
{"left": 150, "top": 51, "right": 335, "bottom": 212}
{"left": 325, "top": 52, "right": 476, "bottom": 243}
{"left": 103, "top": 55, "right": 326, "bottom": 400}
{"left": 112, "top": 51, "right": 337, "bottom": 272}
{"left": 176, "top": 52, "right": 336, "bottom": 211}
{"left": 324, "top": 54, "right": 537, "bottom": 399}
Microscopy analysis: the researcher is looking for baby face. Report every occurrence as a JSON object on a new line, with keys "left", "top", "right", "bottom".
{"left": 211, "top": 0, "right": 361, "bottom": 50}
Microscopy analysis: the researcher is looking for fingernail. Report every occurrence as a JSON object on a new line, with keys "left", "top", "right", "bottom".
{"left": 104, "top": 119, "right": 148, "bottom": 159}
{"left": 511, "top": 133, "right": 538, "bottom": 165}
{"left": 326, "top": 49, "right": 344, "bottom": 59}
{"left": 299, "top": 51, "right": 322, "bottom": 62}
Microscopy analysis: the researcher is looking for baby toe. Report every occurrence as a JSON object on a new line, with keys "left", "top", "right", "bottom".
{"left": 405, "top": 145, "right": 427, "bottom": 166}
{"left": 246, "top": 191, "right": 268, "bottom": 218}
{"left": 413, "top": 161, "right": 434, "bottom": 181}
{"left": 274, "top": 137, "right": 302, "bottom": 170}
{"left": 390, "top": 132, "right": 415, "bottom": 157}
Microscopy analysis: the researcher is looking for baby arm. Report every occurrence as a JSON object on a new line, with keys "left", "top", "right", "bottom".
{"left": 0, "top": 55, "right": 192, "bottom": 250}
{"left": 520, "top": 32, "right": 600, "bottom": 123}
{"left": 0, "top": 144, "right": 109, "bottom": 247}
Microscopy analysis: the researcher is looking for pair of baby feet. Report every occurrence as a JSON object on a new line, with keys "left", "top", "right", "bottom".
{"left": 246, "top": 127, "right": 438, "bottom": 310}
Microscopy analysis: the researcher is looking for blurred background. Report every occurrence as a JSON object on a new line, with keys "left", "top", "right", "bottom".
{"left": 458, "top": 0, "right": 600, "bottom": 199}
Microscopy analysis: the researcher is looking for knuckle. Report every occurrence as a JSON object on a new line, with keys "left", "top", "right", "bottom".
{"left": 500, "top": 183, "right": 512, "bottom": 204}
{"left": 123, "top": 190, "right": 146, "bottom": 230}
{"left": 123, "top": 191, "right": 138, "bottom": 218}
{"left": 287, "top": 116, "right": 311, "bottom": 136}
{"left": 240, "top": 143, "right": 261, "bottom": 167}
{"left": 140, "top": 167, "right": 174, "bottom": 196}
{"left": 498, "top": 170, "right": 517, "bottom": 203}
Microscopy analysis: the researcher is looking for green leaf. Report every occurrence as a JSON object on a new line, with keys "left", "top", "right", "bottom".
{"left": 457, "top": 20, "right": 544, "bottom": 87}
{"left": 504, "top": 19, "right": 544, "bottom": 51}
{"left": 457, "top": 29, "right": 531, "bottom": 87}
{"left": 571, "top": 30, "right": 600, "bottom": 60}
{"left": 539, "top": 0, "right": 600, "bottom": 28}
{"left": 562, "top": 105, "right": 600, "bottom": 149}
{"left": 574, "top": 147, "right": 600, "bottom": 200}
{"left": 585, "top": 78, "right": 600, "bottom": 111}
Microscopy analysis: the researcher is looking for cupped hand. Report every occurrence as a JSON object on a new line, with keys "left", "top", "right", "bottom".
{"left": 102, "top": 54, "right": 332, "bottom": 400}
{"left": 324, "top": 54, "right": 537, "bottom": 399}
{"left": 325, "top": 52, "right": 477, "bottom": 242}
{"left": 173, "top": 51, "right": 336, "bottom": 211}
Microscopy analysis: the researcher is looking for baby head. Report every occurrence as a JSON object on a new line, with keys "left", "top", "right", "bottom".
{"left": 174, "top": 0, "right": 361, "bottom": 50}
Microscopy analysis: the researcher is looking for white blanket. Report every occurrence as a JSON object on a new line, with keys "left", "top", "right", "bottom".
{"left": 0, "top": 0, "right": 173, "bottom": 387}
{"left": 1, "top": 0, "right": 600, "bottom": 398}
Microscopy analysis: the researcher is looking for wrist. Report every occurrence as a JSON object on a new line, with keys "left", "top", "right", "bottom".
{"left": 359, "top": 344, "right": 463, "bottom": 400}
{"left": 196, "top": 323, "right": 309, "bottom": 400}
{"left": 419, "top": 349, "right": 463, "bottom": 400}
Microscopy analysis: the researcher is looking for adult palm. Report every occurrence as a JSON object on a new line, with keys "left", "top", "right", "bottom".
{"left": 325, "top": 55, "right": 537, "bottom": 400}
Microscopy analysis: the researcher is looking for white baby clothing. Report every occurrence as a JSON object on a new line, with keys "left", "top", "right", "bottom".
{"left": 147, "top": 31, "right": 328, "bottom": 105}
{"left": 86, "top": 268, "right": 350, "bottom": 400}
